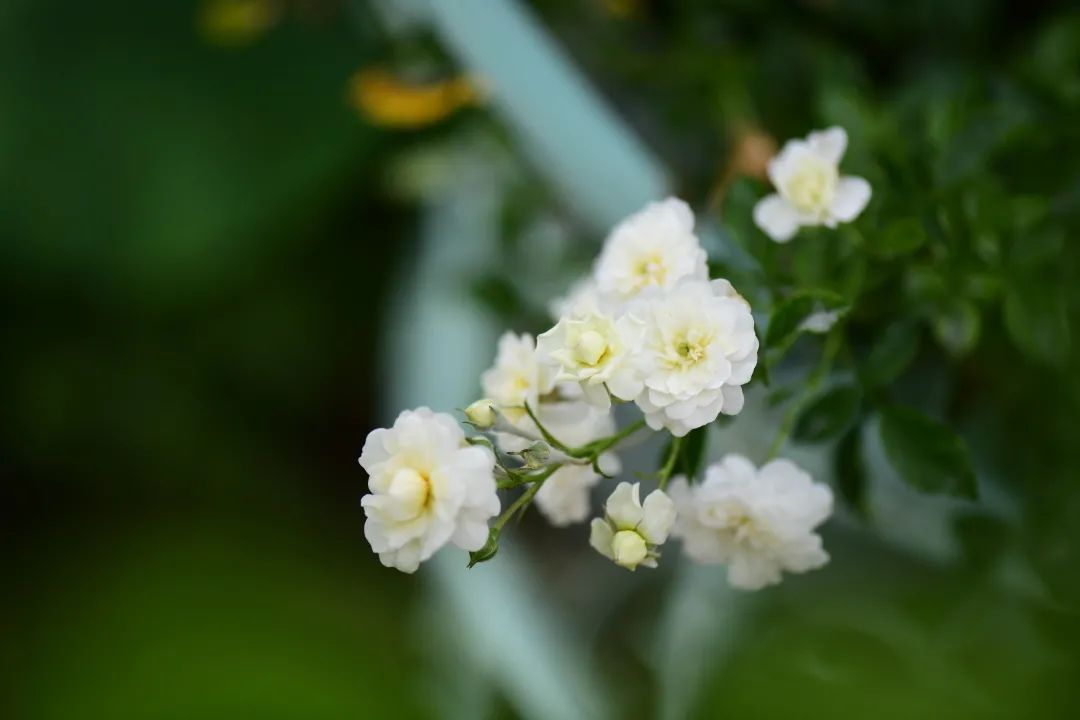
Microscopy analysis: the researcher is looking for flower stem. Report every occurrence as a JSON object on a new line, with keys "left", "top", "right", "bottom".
{"left": 492, "top": 463, "right": 561, "bottom": 531}
{"left": 657, "top": 435, "right": 684, "bottom": 490}
{"left": 765, "top": 328, "right": 842, "bottom": 461}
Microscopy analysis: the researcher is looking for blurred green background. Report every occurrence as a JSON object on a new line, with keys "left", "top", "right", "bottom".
{"left": 3, "top": 1, "right": 1080, "bottom": 718}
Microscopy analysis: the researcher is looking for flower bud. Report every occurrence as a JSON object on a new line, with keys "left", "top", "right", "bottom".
{"left": 611, "top": 529, "right": 649, "bottom": 569}
{"left": 465, "top": 398, "right": 497, "bottom": 429}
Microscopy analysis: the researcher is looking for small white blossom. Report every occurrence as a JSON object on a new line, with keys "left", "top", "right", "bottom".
{"left": 753, "top": 126, "right": 871, "bottom": 243}
{"left": 536, "top": 308, "right": 645, "bottom": 409}
{"left": 634, "top": 279, "right": 758, "bottom": 436}
{"left": 360, "top": 408, "right": 500, "bottom": 573}
{"left": 669, "top": 454, "right": 833, "bottom": 590}
{"left": 464, "top": 398, "right": 497, "bottom": 429}
{"left": 594, "top": 197, "right": 708, "bottom": 303}
{"left": 590, "top": 482, "right": 676, "bottom": 570}
{"left": 481, "top": 332, "right": 556, "bottom": 426}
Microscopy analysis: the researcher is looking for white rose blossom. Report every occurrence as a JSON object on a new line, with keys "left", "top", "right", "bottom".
{"left": 481, "top": 331, "right": 556, "bottom": 427}
{"left": 536, "top": 308, "right": 645, "bottom": 410}
{"left": 590, "top": 482, "right": 676, "bottom": 570}
{"left": 635, "top": 278, "right": 758, "bottom": 436}
{"left": 594, "top": 197, "right": 708, "bottom": 303}
{"left": 359, "top": 408, "right": 500, "bottom": 573}
{"left": 668, "top": 454, "right": 833, "bottom": 590}
{"left": 753, "top": 126, "right": 871, "bottom": 243}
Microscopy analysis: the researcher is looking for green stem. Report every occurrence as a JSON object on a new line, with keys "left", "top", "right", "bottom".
{"left": 523, "top": 401, "right": 584, "bottom": 457}
{"left": 656, "top": 435, "right": 684, "bottom": 490}
{"left": 523, "top": 401, "right": 648, "bottom": 460}
{"left": 492, "top": 463, "right": 561, "bottom": 531}
{"left": 765, "top": 329, "right": 842, "bottom": 461}
{"left": 584, "top": 418, "right": 647, "bottom": 454}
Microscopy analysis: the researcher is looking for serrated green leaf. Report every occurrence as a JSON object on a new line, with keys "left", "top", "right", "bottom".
{"left": 794, "top": 385, "right": 861, "bottom": 443}
{"left": 878, "top": 405, "right": 977, "bottom": 498}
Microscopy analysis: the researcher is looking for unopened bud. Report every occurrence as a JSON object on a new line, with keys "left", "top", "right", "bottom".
{"left": 465, "top": 398, "right": 497, "bottom": 429}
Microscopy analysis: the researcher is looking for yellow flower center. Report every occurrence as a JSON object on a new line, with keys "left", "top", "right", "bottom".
{"left": 388, "top": 467, "right": 431, "bottom": 518}
{"left": 784, "top": 158, "right": 837, "bottom": 214}
{"left": 573, "top": 329, "right": 609, "bottom": 367}
{"left": 633, "top": 254, "right": 667, "bottom": 289}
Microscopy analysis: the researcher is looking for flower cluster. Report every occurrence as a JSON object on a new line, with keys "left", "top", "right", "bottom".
{"left": 359, "top": 131, "right": 862, "bottom": 585}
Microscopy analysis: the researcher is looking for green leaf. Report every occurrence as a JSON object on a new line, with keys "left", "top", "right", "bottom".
{"left": 931, "top": 300, "right": 981, "bottom": 357}
{"left": 467, "top": 529, "right": 500, "bottom": 568}
{"left": 1004, "top": 277, "right": 1070, "bottom": 367}
{"left": 834, "top": 427, "right": 868, "bottom": 517}
{"left": 869, "top": 217, "right": 927, "bottom": 258}
{"left": 677, "top": 426, "right": 709, "bottom": 481}
{"left": 860, "top": 322, "right": 920, "bottom": 389}
{"left": 878, "top": 405, "right": 977, "bottom": 498}
{"left": 764, "top": 289, "right": 849, "bottom": 362}
{"left": 794, "top": 385, "right": 862, "bottom": 443}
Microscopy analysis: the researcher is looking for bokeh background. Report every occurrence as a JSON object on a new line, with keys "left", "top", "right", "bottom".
{"left": 4, "top": 1, "right": 1080, "bottom": 718}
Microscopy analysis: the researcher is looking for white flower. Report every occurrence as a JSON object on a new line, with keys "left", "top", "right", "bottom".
{"left": 536, "top": 308, "right": 645, "bottom": 409}
{"left": 548, "top": 276, "right": 604, "bottom": 319}
{"left": 594, "top": 197, "right": 708, "bottom": 303}
{"left": 590, "top": 482, "right": 675, "bottom": 570}
{"left": 669, "top": 454, "right": 833, "bottom": 590}
{"left": 359, "top": 408, "right": 500, "bottom": 573}
{"left": 634, "top": 279, "right": 758, "bottom": 436}
{"left": 481, "top": 332, "right": 556, "bottom": 425}
{"left": 753, "top": 126, "right": 871, "bottom": 243}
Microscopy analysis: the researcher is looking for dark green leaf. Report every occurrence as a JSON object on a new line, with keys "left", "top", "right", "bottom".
{"left": 764, "top": 289, "right": 849, "bottom": 358}
{"left": 861, "top": 322, "right": 920, "bottom": 389}
{"left": 878, "top": 405, "right": 977, "bottom": 498}
{"left": 931, "top": 300, "right": 981, "bottom": 357}
{"left": 834, "top": 427, "right": 868, "bottom": 517}
{"left": 657, "top": 426, "right": 710, "bottom": 482}
{"left": 467, "top": 529, "right": 500, "bottom": 568}
{"left": 677, "top": 426, "right": 709, "bottom": 481}
{"left": 869, "top": 217, "right": 927, "bottom": 258}
{"left": 1004, "top": 277, "right": 1070, "bottom": 367}
{"left": 794, "top": 385, "right": 861, "bottom": 443}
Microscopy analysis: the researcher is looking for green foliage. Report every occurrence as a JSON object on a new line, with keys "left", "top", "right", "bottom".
{"left": 878, "top": 405, "right": 977, "bottom": 498}
{"left": 794, "top": 385, "right": 862, "bottom": 443}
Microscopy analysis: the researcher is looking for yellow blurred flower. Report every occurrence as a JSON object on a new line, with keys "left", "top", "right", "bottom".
{"left": 600, "top": 0, "right": 641, "bottom": 20}
{"left": 198, "top": 0, "right": 281, "bottom": 47}
{"left": 349, "top": 68, "right": 483, "bottom": 130}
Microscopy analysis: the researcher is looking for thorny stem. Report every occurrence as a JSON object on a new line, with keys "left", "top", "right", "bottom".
{"left": 765, "top": 328, "right": 842, "bottom": 461}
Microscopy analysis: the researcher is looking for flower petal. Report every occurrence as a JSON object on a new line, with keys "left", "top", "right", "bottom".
{"left": 606, "top": 482, "right": 643, "bottom": 529}
{"left": 753, "top": 194, "right": 801, "bottom": 243}
{"left": 640, "top": 489, "right": 676, "bottom": 544}
{"left": 589, "top": 518, "right": 614, "bottom": 558}
{"left": 807, "top": 126, "right": 847, "bottom": 164}
{"left": 830, "top": 176, "right": 871, "bottom": 222}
